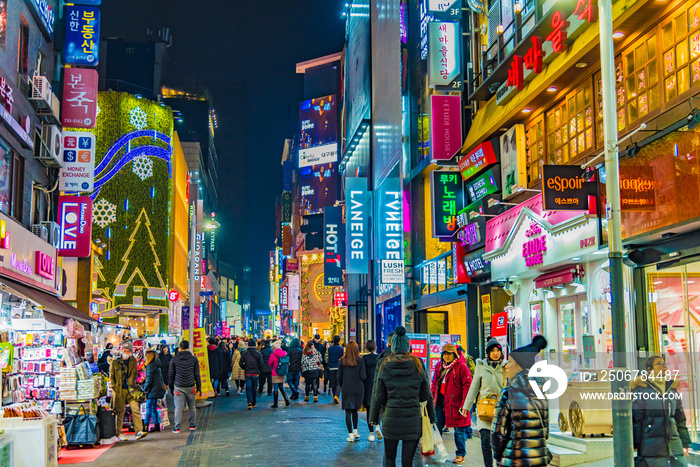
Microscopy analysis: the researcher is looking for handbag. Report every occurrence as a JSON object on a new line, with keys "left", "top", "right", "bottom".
{"left": 477, "top": 366, "right": 507, "bottom": 422}
{"left": 420, "top": 402, "right": 435, "bottom": 456}
{"left": 96, "top": 406, "right": 117, "bottom": 439}
{"left": 65, "top": 408, "right": 99, "bottom": 445}
{"left": 128, "top": 386, "right": 147, "bottom": 403}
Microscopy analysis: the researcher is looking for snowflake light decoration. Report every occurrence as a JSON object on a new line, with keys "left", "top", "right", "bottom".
{"left": 93, "top": 198, "right": 117, "bottom": 228}
{"left": 132, "top": 156, "right": 153, "bottom": 181}
{"left": 129, "top": 106, "right": 148, "bottom": 130}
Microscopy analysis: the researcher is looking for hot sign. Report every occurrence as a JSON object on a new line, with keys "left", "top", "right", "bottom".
{"left": 57, "top": 195, "right": 92, "bottom": 257}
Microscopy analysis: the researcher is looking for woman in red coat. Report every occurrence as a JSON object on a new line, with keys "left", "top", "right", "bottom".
{"left": 431, "top": 343, "right": 473, "bottom": 465}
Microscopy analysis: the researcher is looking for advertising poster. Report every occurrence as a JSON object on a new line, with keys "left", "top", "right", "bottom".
{"left": 324, "top": 206, "right": 345, "bottom": 286}
{"left": 308, "top": 263, "right": 334, "bottom": 323}
{"left": 298, "top": 95, "right": 338, "bottom": 168}
{"left": 288, "top": 275, "right": 300, "bottom": 311}
{"left": 500, "top": 125, "right": 527, "bottom": 199}
{"left": 182, "top": 328, "right": 216, "bottom": 399}
{"left": 57, "top": 195, "right": 92, "bottom": 257}
{"left": 64, "top": 6, "right": 100, "bottom": 66}
{"left": 299, "top": 163, "right": 338, "bottom": 215}
{"left": 407, "top": 333, "right": 428, "bottom": 370}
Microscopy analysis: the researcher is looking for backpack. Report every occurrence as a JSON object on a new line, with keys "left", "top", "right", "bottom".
{"left": 276, "top": 355, "right": 290, "bottom": 376}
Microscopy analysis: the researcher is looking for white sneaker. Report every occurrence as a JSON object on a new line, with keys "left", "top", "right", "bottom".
{"left": 237, "top": 388, "right": 241, "bottom": 395}
{"left": 346, "top": 434, "right": 355, "bottom": 442}
{"left": 117, "top": 435, "right": 127, "bottom": 442}
{"left": 369, "top": 434, "right": 376, "bottom": 442}
{"left": 353, "top": 430, "right": 360, "bottom": 439}
{"left": 375, "top": 428, "right": 383, "bottom": 440}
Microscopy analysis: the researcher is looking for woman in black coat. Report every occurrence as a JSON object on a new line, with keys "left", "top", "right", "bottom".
{"left": 338, "top": 341, "right": 366, "bottom": 442}
{"left": 362, "top": 340, "right": 380, "bottom": 441}
{"left": 632, "top": 356, "right": 690, "bottom": 467}
{"left": 142, "top": 350, "right": 165, "bottom": 433}
{"left": 219, "top": 341, "right": 232, "bottom": 396}
{"left": 158, "top": 345, "right": 172, "bottom": 389}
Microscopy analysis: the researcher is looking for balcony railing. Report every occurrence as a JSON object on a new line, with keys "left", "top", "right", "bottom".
{"left": 408, "top": 251, "right": 456, "bottom": 302}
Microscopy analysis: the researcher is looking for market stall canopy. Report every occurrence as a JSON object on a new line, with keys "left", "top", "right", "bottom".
{"left": 0, "top": 277, "right": 96, "bottom": 327}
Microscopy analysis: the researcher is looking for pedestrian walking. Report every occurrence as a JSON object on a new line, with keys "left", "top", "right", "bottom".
{"left": 169, "top": 340, "right": 202, "bottom": 433}
{"left": 461, "top": 338, "right": 506, "bottom": 467}
{"left": 268, "top": 339, "right": 290, "bottom": 408}
{"left": 301, "top": 340, "right": 323, "bottom": 402}
{"left": 142, "top": 350, "right": 165, "bottom": 433}
{"left": 207, "top": 338, "right": 223, "bottom": 397}
{"left": 362, "top": 340, "right": 383, "bottom": 442}
{"left": 376, "top": 331, "right": 394, "bottom": 371}
{"left": 338, "top": 341, "right": 366, "bottom": 442}
{"left": 369, "top": 326, "right": 435, "bottom": 467}
{"left": 258, "top": 340, "right": 273, "bottom": 396}
{"left": 431, "top": 343, "right": 472, "bottom": 465}
{"left": 109, "top": 341, "right": 146, "bottom": 441}
{"left": 326, "top": 335, "right": 345, "bottom": 404}
{"left": 158, "top": 345, "right": 172, "bottom": 390}
{"left": 632, "top": 356, "right": 691, "bottom": 467}
{"left": 312, "top": 334, "right": 327, "bottom": 392}
{"left": 492, "top": 336, "right": 551, "bottom": 467}
{"left": 219, "top": 341, "right": 232, "bottom": 396}
{"left": 287, "top": 337, "right": 303, "bottom": 400}
{"left": 231, "top": 341, "right": 246, "bottom": 395}
{"left": 239, "top": 338, "right": 264, "bottom": 409}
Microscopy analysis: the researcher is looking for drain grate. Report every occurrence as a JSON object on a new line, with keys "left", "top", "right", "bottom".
{"left": 277, "top": 417, "right": 333, "bottom": 424}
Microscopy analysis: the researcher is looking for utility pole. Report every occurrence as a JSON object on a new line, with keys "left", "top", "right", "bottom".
{"left": 188, "top": 180, "right": 198, "bottom": 342}
{"left": 598, "top": 0, "right": 633, "bottom": 465}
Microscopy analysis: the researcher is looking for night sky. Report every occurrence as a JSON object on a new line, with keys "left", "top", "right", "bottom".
{"left": 101, "top": 0, "right": 345, "bottom": 297}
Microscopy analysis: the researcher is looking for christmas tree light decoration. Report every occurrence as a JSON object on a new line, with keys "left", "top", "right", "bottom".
{"left": 93, "top": 198, "right": 117, "bottom": 228}
{"left": 114, "top": 208, "right": 167, "bottom": 291}
{"left": 132, "top": 155, "right": 154, "bottom": 180}
{"left": 129, "top": 106, "right": 148, "bottom": 130}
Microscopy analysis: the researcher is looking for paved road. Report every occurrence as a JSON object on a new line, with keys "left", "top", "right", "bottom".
{"left": 62, "top": 387, "right": 486, "bottom": 466}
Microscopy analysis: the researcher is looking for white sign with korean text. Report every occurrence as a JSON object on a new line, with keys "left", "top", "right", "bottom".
{"left": 59, "top": 131, "right": 95, "bottom": 192}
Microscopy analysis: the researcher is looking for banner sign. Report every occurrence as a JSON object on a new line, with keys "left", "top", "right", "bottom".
{"left": 452, "top": 241, "right": 470, "bottom": 284}
{"left": 282, "top": 225, "right": 292, "bottom": 256}
{"left": 183, "top": 328, "right": 216, "bottom": 399}
{"left": 482, "top": 295, "right": 492, "bottom": 323}
{"left": 62, "top": 68, "right": 98, "bottom": 129}
{"left": 458, "top": 140, "right": 498, "bottom": 181}
{"left": 500, "top": 125, "right": 527, "bottom": 199}
{"left": 430, "top": 95, "right": 462, "bottom": 161}
{"left": 298, "top": 95, "right": 338, "bottom": 168}
{"left": 376, "top": 177, "right": 403, "bottom": 262}
{"left": 281, "top": 191, "right": 292, "bottom": 223}
{"left": 381, "top": 260, "right": 405, "bottom": 284}
{"left": 466, "top": 167, "right": 500, "bottom": 203}
{"left": 59, "top": 131, "right": 95, "bottom": 192}
{"left": 57, "top": 196, "right": 92, "bottom": 257}
{"left": 431, "top": 170, "right": 464, "bottom": 241}
{"left": 428, "top": 21, "right": 462, "bottom": 91}
{"left": 282, "top": 160, "right": 293, "bottom": 191}
{"left": 65, "top": 6, "right": 100, "bottom": 66}
{"left": 25, "top": 0, "right": 55, "bottom": 39}
{"left": 324, "top": 206, "right": 345, "bottom": 286}
{"left": 280, "top": 285, "right": 289, "bottom": 310}
{"left": 345, "top": 177, "right": 370, "bottom": 274}
{"left": 288, "top": 275, "right": 300, "bottom": 311}
{"left": 542, "top": 165, "right": 595, "bottom": 211}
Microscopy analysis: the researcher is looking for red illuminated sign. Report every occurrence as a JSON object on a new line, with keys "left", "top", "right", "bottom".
{"left": 457, "top": 141, "right": 498, "bottom": 181}
{"left": 333, "top": 292, "right": 347, "bottom": 307}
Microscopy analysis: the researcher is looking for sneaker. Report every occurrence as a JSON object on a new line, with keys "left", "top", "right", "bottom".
{"left": 117, "top": 434, "right": 127, "bottom": 442}
{"left": 252, "top": 404, "right": 257, "bottom": 408}
{"left": 369, "top": 434, "right": 376, "bottom": 442}
{"left": 237, "top": 388, "right": 242, "bottom": 395}
{"left": 247, "top": 404, "right": 252, "bottom": 410}
{"left": 452, "top": 456, "right": 465, "bottom": 464}
{"left": 346, "top": 434, "right": 355, "bottom": 442}
{"left": 190, "top": 425, "right": 197, "bottom": 431}
{"left": 172, "top": 429, "right": 180, "bottom": 434}
{"left": 135, "top": 431, "right": 147, "bottom": 440}
{"left": 313, "top": 396, "right": 318, "bottom": 403}
{"left": 304, "top": 396, "right": 309, "bottom": 402}
{"left": 333, "top": 396, "right": 339, "bottom": 404}
{"left": 353, "top": 431, "right": 360, "bottom": 439}
{"left": 375, "top": 428, "right": 383, "bottom": 440}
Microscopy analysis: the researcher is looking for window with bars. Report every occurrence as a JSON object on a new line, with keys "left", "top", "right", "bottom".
{"left": 546, "top": 80, "right": 594, "bottom": 165}
{"left": 525, "top": 115, "right": 545, "bottom": 186}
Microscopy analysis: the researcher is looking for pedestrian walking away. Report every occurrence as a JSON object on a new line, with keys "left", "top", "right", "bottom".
{"left": 492, "top": 336, "right": 552, "bottom": 467}
{"left": 362, "top": 340, "right": 382, "bottom": 442}
{"left": 231, "top": 340, "right": 247, "bottom": 395}
{"left": 239, "top": 338, "right": 264, "bottom": 409}
{"left": 301, "top": 340, "right": 323, "bottom": 402}
{"left": 142, "top": 350, "right": 166, "bottom": 433}
{"left": 431, "top": 343, "right": 472, "bottom": 465}
{"left": 632, "top": 355, "right": 691, "bottom": 467}
{"left": 219, "top": 340, "right": 232, "bottom": 396}
{"left": 287, "top": 337, "right": 303, "bottom": 400}
{"left": 207, "top": 338, "right": 223, "bottom": 397}
{"left": 338, "top": 341, "right": 366, "bottom": 442}
{"left": 326, "top": 335, "right": 345, "bottom": 404}
{"left": 268, "top": 339, "right": 290, "bottom": 408}
{"left": 369, "top": 326, "right": 435, "bottom": 467}
{"left": 169, "top": 340, "right": 202, "bottom": 433}
{"left": 158, "top": 344, "right": 172, "bottom": 390}
{"left": 109, "top": 341, "right": 146, "bottom": 441}
{"left": 258, "top": 340, "right": 273, "bottom": 396}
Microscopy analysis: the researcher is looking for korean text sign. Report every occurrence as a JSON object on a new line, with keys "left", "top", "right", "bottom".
{"left": 59, "top": 131, "right": 95, "bottom": 192}
{"left": 428, "top": 21, "right": 462, "bottom": 90}
{"left": 431, "top": 170, "right": 464, "bottom": 241}
{"left": 458, "top": 141, "right": 498, "bottom": 181}
{"left": 64, "top": 6, "right": 100, "bottom": 66}
{"left": 345, "top": 177, "right": 370, "bottom": 274}
{"left": 430, "top": 95, "right": 462, "bottom": 161}
{"left": 466, "top": 167, "right": 500, "bottom": 203}
{"left": 57, "top": 196, "right": 92, "bottom": 257}
{"left": 542, "top": 165, "right": 595, "bottom": 211}
{"left": 62, "top": 68, "right": 98, "bottom": 129}
{"left": 324, "top": 206, "right": 345, "bottom": 286}
{"left": 183, "top": 328, "right": 216, "bottom": 399}
{"left": 298, "top": 95, "right": 338, "bottom": 168}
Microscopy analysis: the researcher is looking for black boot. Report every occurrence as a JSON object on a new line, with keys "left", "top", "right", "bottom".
{"left": 271, "top": 392, "right": 279, "bottom": 408}
{"left": 281, "top": 388, "right": 290, "bottom": 406}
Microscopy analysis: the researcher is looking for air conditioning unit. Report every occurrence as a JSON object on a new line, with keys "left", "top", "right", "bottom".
{"left": 41, "top": 221, "right": 61, "bottom": 249}
{"left": 36, "top": 124, "right": 62, "bottom": 168}
{"left": 32, "top": 224, "right": 49, "bottom": 243}
{"left": 30, "top": 76, "right": 52, "bottom": 110}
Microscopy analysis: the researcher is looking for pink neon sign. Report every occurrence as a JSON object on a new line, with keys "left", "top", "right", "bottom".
{"left": 522, "top": 222, "right": 547, "bottom": 267}
{"left": 35, "top": 251, "right": 55, "bottom": 280}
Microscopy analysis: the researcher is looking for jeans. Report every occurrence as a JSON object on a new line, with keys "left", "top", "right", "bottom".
{"left": 143, "top": 398, "right": 160, "bottom": 430}
{"left": 329, "top": 369, "right": 339, "bottom": 396}
{"left": 211, "top": 378, "right": 219, "bottom": 393}
{"left": 436, "top": 406, "right": 467, "bottom": 457}
{"left": 245, "top": 375, "right": 258, "bottom": 406}
{"left": 258, "top": 373, "right": 272, "bottom": 394}
{"left": 173, "top": 386, "right": 197, "bottom": 430}
{"left": 287, "top": 371, "right": 300, "bottom": 394}
{"left": 480, "top": 429, "right": 493, "bottom": 467}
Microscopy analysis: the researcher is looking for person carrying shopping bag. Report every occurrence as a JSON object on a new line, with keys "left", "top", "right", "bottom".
{"left": 109, "top": 341, "right": 146, "bottom": 441}
{"left": 142, "top": 350, "right": 166, "bottom": 432}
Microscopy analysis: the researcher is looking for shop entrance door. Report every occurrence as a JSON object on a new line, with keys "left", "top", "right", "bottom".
{"left": 556, "top": 294, "right": 590, "bottom": 371}
{"left": 414, "top": 310, "right": 448, "bottom": 334}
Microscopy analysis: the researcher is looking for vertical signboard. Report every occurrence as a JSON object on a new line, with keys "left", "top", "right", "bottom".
{"left": 57, "top": 196, "right": 92, "bottom": 257}
{"left": 62, "top": 68, "right": 98, "bottom": 129}
{"left": 59, "top": 131, "right": 95, "bottom": 192}
{"left": 430, "top": 95, "right": 462, "bottom": 161}
{"left": 345, "top": 177, "right": 370, "bottom": 274}
{"left": 298, "top": 95, "right": 338, "bottom": 168}
{"left": 428, "top": 0, "right": 462, "bottom": 20}
{"left": 281, "top": 191, "right": 292, "bottom": 223}
{"left": 288, "top": 274, "right": 300, "bottom": 313}
{"left": 25, "top": 0, "right": 55, "bottom": 39}
{"left": 64, "top": 6, "right": 100, "bottom": 66}
{"left": 500, "top": 124, "right": 527, "bottom": 199}
{"left": 452, "top": 241, "right": 470, "bottom": 284}
{"left": 377, "top": 177, "right": 403, "bottom": 285}
{"left": 324, "top": 206, "right": 345, "bottom": 286}
{"left": 428, "top": 22, "right": 462, "bottom": 91}
{"left": 282, "top": 225, "right": 292, "bottom": 256}
{"left": 431, "top": 170, "right": 464, "bottom": 241}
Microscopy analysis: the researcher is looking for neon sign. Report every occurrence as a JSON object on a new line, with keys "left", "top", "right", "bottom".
{"left": 522, "top": 222, "right": 547, "bottom": 267}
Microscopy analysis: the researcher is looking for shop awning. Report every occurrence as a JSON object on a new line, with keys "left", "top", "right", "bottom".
{"left": 0, "top": 277, "right": 96, "bottom": 327}
{"left": 534, "top": 266, "right": 579, "bottom": 289}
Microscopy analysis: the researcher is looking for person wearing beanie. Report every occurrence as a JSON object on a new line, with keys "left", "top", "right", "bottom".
{"left": 267, "top": 340, "right": 290, "bottom": 408}
{"left": 326, "top": 335, "right": 345, "bottom": 404}
{"left": 462, "top": 338, "right": 507, "bottom": 467}
{"left": 431, "top": 343, "right": 473, "bottom": 464}
{"left": 370, "top": 326, "right": 435, "bottom": 467}
{"left": 257, "top": 340, "right": 274, "bottom": 396}
{"left": 238, "top": 338, "right": 264, "bottom": 409}
{"left": 301, "top": 340, "right": 323, "bottom": 402}
{"left": 230, "top": 339, "right": 246, "bottom": 395}
{"left": 109, "top": 340, "right": 145, "bottom": 440}
{"left": 286, "top": 338, "right": 303, "bottom": 400}
{"left": 492, "top": 335, "right": 552, "bottom": 467}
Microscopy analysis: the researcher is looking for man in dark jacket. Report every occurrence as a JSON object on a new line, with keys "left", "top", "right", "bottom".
{"left": 257, "top": 340, "right": 273, "bottom": 396}
{"left": 207, "top": 338, "right": 223, "bottom": 397}
{"left": 239, "top": 338, "right": 264, "bottom": 409}
{"left": 169, "top": 340, "right": 202, "bottom": 433}
{"left": 287, "top": 338, "right": 303, "bottom": 400}
{"left": 376, "top": 331, "right": 395, "bottom": 374}
{"left": 326, "top": 335, "right": 345, "bottom": 403}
